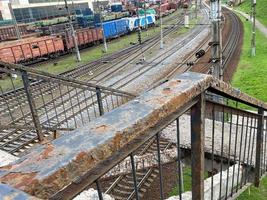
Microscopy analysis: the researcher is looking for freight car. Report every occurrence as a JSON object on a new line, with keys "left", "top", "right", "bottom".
{"left": 64, "top": 27, "right": 103, "bottom": 49}
{"left": 98, "top": 18, "right": 129, "bottom": 39}
{"left": 127, "top": 14, "right": 156, "bottom": 31}
{"left": 0, "top": 24, "right": 37, "bottom": 41}
{"left": 0, "top": 36, "right": 64, "bottom": 64}
{"left": 0, "top": 27, "right": 103, "bottom": 65}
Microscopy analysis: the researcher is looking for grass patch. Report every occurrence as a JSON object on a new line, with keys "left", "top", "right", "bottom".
{"left": 231, "top": 14, "right": 267, "bottom": 103}
{"left": 237, "top": 177, "right": 267, "bottom": 199}
{"left": 168, "top": 166, "right": 208, "bottom": 197}
{"left": 237, "top": 0, "right": 267, "bottom": 27}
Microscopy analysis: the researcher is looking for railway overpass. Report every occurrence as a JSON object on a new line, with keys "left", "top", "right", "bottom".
{"left": 0, "top": 62, "right": 266, "bottom": 199}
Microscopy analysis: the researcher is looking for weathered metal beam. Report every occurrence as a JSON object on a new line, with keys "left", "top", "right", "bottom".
{"left": 190, "top": 93, "right": 205, "bottom": 200}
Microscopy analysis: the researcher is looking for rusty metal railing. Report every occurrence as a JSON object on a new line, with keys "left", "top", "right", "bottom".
{"left": 0, "top": 72, "right": 266, "bottom": 200}
{"left": 0, "top": 61, "right": 135, "bottom": 155}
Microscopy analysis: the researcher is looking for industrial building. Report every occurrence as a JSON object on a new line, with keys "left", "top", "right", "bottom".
{"left": 0, "top": 0, "right": 108, "bottom": 23}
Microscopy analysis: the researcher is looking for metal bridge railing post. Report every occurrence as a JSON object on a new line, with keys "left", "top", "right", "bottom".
{"left": 21, "top": 70, "right": 44, "bottom": 142}
{"left": 130, "top": 153, "right": 140, "bottom": 200}
{"left": 190, "top": 93, "right": 205, "bottom": 200}
{"left": 156, "top": 133, "right": 164, "bottom": 200}
{"left": 95, "top": 180, "right": 104, "bottom": 200}
{"left": 254, "top": 107, "right": 264, "bottom": 187}
{"left": 96, "top": 86, "right": 104, "bottom": 116}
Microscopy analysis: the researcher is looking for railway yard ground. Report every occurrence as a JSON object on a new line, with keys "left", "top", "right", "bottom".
{"left": 0, "top": 9, "right": 198, "bottom": 92}
{"left": 1, "top": 1, "right": 267, "bottom": 200}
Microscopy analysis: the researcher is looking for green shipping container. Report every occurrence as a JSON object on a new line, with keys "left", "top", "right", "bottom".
{"left": 137, "top": 8, "right": 156, "bottom": 16}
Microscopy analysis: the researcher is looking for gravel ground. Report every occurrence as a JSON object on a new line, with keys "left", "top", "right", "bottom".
{"left": 161, "top": 114, "right": 267, "bottom": 167}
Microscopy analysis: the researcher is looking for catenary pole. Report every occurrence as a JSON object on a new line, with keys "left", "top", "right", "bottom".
{"left": 8, "top": 3, "right": 21, "bottom": 40}
{"left": 64, "top": 0, "right": 81, "bottom": 62}
{"left": 251, "top": 0, "right": 256, "bottom": 56}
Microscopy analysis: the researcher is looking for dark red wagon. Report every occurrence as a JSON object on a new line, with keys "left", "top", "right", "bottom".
{"left": 64, "top": 27, "right": 103, "bottom": 50}
{"left": 0, "top": 36, "right": 65, "bottom": 64}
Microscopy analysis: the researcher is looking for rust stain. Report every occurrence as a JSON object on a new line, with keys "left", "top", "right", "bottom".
{"left": 94, "top": 125, "right": 110, "bottom": 133}
{"left": 162, "top": 87, "right": 172, "bottom": 95}
{"left": 0, "top": 172, "right": 38, "bottom": 190}
{"left": 168, "top": 80, "right": 181, "bottom": 87}
{"left": 112, "top": 133, "right": 122, "bottom": 150}
{"left": 38, "top": 143, "right": 54, "bottom": 160}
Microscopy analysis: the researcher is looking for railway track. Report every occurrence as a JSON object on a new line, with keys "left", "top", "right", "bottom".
{"left": 0, "top": 11, "right": 184, "bottom": 114}
{"left": 103, "top": 137, "right": 174, "bottom": 200}
{"left": 0, "top": 10, "right": 190, "bottom": 155}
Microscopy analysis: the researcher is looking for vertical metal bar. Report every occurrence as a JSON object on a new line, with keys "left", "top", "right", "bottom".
{"left": 38, "top": 82, "right": 51, "bottom": 128}
{"left": 176, "top": 117, "right": 183, "bottom": 200}
{"left": 21, "top": 70, "right": 44, "bottom": 142}
{"left": 255, "top": 108, "right": 264, "bottom": 187}
{"left": 156, "top": 133, "right": 164, "bottom": 200}
{"left": 211, "top": 104, "right": 215, "bottom": 200}
{"left": 225, "top": 108, "right": 233, "bottom": 199}
{"left": 241, "top": 115, "right": 250, "bottom": 187}
{"left": 236, "top": 114, "right": 245, "bottom": 192}
{"left": 95, "top": 180, "right": 104, "bottom": 200}
{"left": 74, "top": 88, "right": 84, "bottom": 125}
{"left": 67, "top": 85, "right": 77, "bottom": 128}
{"left": 48, "top": 82, "right": 60, "bottom": 126}
{"left": 96, "top": 87, "right": 104, "bottom": 116}
{"left": 130, "top": 153, "right": 139, "bottom": 200}
{"left": 219, "top": 106, "right": 225, "bottom": 199}
{"left": 0, "top": 86, "right": 15, "bottom": 124}
{"left": 10, "top": 76, "right": 27, "bottom": 124}
{"left": 90, "top": 90, "right": 97, "bottom": 118}
{"left": 264, "top": 119, "right": 267, "bottom": 173}
{"left": 190, "top": 93, "right": 205, "bottom": 200}
{"left": 231, "top": 112, "right": 239, "bottom": 196}
{"left": 58, "top": 84, "right": 69, "bottom": 129}
{"left": 244, "top": 117, "right": 254, "bottom": 184}
{"left": 249, "top": 118, "right": 257, "bottom": 178}
{"left": 82, "top": 90, "right": 91, "bottom": 122}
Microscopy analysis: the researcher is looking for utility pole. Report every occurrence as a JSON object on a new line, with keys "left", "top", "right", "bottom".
{"left": 195, "top": 0, "right": 198, "bottom": 19}
{"left": 64, "top": 0, "right": 81, "bottom": 62}
{"left": 144, "top": 0, "right": 147, "bottom": 31}
{"left": 251, "top": 0, "right": 256, "bottom": 56}
{"left": 97, "top": 0, "right": 107, "bottom": 52}
{"left": 136, "top": 0, "right": 145, "bottom": 61}
{"left": 210, "top": 0, "right": 222, "bottom": 80}
{"left": 160, "top": 0, "right": 164, "bottom": 49}
{"left": 8, "top": 3, "right": 21, "bottom": 40}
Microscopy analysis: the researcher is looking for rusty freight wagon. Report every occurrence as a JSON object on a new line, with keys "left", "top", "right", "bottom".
{"left": 64, "top": 27, "right": 103, "bottom": 50}
{"left": 0, "top": 36, "right": 64, "bottom": 64}
{"left": 0, "top": 24, "right": 37, "bottom": 41}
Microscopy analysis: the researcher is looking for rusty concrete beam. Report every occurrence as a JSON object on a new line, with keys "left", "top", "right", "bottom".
{"left": 0, "top": 72, "right": 266, "bottom": 199}
{"left": 0, "top": 183, "right": 39, "bottom": 200}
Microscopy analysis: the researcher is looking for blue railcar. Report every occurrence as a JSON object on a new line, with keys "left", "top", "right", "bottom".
{"left": 127, "top": 14, "right": 156, "bottom": 31}
{"left": 100, "top": 18, "right": 128, "bottom": 39}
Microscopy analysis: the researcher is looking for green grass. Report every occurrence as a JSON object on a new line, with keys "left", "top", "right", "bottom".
{"left": 237, "top": 0, "right": 267, "bottom": 27}
{"left": 237, "top": 177, "right": 267, "bottom": 199}
{"left": 168, "top": 166, "right": 208, "bottom": 197}
{"left": 231, "top": 15, "right": 267, "bottom": 103}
